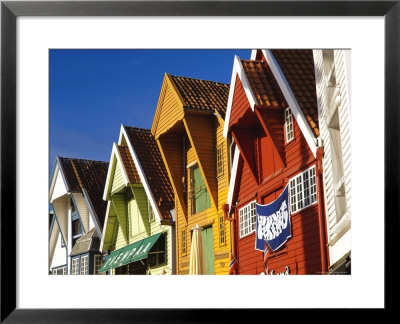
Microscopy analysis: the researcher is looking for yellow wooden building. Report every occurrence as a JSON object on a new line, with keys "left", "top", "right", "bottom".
{"left": 151, "top": 74, "right": 231, "bottom": 274}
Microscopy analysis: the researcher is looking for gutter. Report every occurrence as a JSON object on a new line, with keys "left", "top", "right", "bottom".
{"left": 316, "top": 143, "right": 329, "bottom": 274}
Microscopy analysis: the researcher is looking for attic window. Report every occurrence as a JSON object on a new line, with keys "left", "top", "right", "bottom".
{"left": 285, "top": 107, "right": 294, "bottom": 143}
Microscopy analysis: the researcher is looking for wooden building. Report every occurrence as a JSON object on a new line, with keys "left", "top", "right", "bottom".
{"left": 313, "top": 50, "right": 351, "bottom": 274}
{"left": 99, "top": 125, "right": 176, "bottom": 275}
{"left": 223, "top": 49, "right": 329, "bottom": 275}
{"left": 49, "top": 157, "right": 108, "bottom": 274}
{"left": 151, "top": 74, "right": 231, "bottom": 274}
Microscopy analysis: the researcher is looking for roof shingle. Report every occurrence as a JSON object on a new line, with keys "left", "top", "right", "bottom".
{"left": 270, "top": 49, "right": 319, "bottom": 136}
{"left": 169, "top": 75, "right": 230, "bottom": 116}
{"left": 58, "top": 157, "right": 109, "bottom": 229}
{"left": 117, "top": 145, "right": 141, "bottom": 184}
{"left": 241, "top": 59, "right": 286, "bottom": 108}
{"left": 124, "top": 126, "right": 175, "bottom": 221}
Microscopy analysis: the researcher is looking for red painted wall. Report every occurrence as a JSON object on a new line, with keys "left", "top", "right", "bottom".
{"left": 231, "top": 78, "right": 322, "bottom": 275}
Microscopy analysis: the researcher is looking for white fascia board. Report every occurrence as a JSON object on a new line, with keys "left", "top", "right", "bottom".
{"left": 227, "top": 146, "right": 240, "bottom": 211}
{"left": 262, "top": 49, "right": 318, "bottom": 157}
{"left": 223, "top": 55, "right": 258, "bottom": 139}
{"left": 102, "top": 142, "right": 130, "bottom": 201}
{"left": 99, "top": 200, "right": 111, "bottom": 253}
{"left": 121, "top": 125, "right": 162, "bottom": 224}
{"left": 250, "top": 49, "right": 258, "bottom": 60}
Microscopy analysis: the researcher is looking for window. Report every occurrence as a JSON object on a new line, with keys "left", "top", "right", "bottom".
{"left": 329, "top": 109, "right": 347, "bottom": 222}
{"left": 80, "top": 255, "right": 88, "bottom": 275}
{"left": 285, "top": 107, "right": 294, "bottom": 143}
{"left": 148, "top": 234, "right": 166, "bottom": 267}
{"left": 216, "top": 144, "right": 224, "bottom": 176}
{"left": 289, "top": 166, "right": 317, "bottom": 214}
{"left": 189, "top": 164, "right": 211, "bottom": 214}
{"left": 181, "top": 229, "right": 187, "bottom": 256}
{"left": 219, "top": 214, "right": 226, "bottom": 246}
{"left": 72, "top": 219, "right": 83, "bottom": 246}
{"left": 71, "top": 258, "right": 79, "bottom": 275}
{"left": 239, "top": 201, "right": 257, "bottom": 238}
{"left": 52, "top": 266, "right": 66, "bottom": 275}
{"left": 60, "top": 236, "right": 65, "bottom": 248}
{"left": 148, "top": 199, "right": 155, "bottom": 223}
{"left": 70, "top": 196, "right": 76, "bottom": 213}
{"left": 94, "top": 255, "right": 103, "bottom": 275}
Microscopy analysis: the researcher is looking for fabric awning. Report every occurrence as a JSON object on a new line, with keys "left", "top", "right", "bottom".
{"left": 98, "top": 233, "right": 162, "bottom": 273}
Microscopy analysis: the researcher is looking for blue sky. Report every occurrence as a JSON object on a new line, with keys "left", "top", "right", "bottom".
{"left": 49, "top": 49, "right": 251, "bottom": 173}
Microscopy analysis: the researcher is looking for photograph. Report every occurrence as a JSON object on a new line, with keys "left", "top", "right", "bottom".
{"left": 48, "top": 48, "right": 352, "bottom": 276}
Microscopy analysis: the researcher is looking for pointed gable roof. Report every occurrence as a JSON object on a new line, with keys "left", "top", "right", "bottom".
{"left": 117, "top": 145, "right": 141, "bottom": 184}
{"left": 169, "top": 75, "right": 230, "bottom": 116}
{"left": 240, "top": 59, "right": 286, "bottom": 108}
{"left": 270, "top": 49, "right": 319, "bottom": 136}
{"left": 124, "top": 126, "right": 175, "bottom": 221}
{"left": 58, "top": 157, "right": 109, "bottom": 229}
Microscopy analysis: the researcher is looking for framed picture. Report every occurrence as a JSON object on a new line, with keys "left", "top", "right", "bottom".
{"left": 1, "top": 0, "right": 397, "bottom": 321}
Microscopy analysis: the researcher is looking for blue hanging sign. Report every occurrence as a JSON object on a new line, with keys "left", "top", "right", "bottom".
{"left": 255, "top": 185, "right": 291, "bottom": 252}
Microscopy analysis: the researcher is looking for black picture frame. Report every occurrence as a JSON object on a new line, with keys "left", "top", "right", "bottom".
{"left": 1, "top": 0, "right": 397, "bottom": 322}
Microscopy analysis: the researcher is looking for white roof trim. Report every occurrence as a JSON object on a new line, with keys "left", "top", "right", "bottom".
{"left": 223, "top": 55, "right": 258, "bottom": 138}
{"left": 102, "top": 142, "right": 130, "bottom": 201}
{"left": 250, "top": 49, "right": 258, "bottom": 60}
{"left": 99, "top": 200, "right": 111, "bottom": 253}
{"left": 261, "top": 49, "right": 317, "bottom": 157}
{"left": 121, "top": 125, "right": 163, "bottom": 224}
{"left": 227, "top": 146, "right": 240, "bottom": 211}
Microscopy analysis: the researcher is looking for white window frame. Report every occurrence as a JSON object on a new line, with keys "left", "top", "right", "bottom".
{"left": 52, "top": 266, "right": 66, "bottom": 275}
{"left": 289, "top": 166, "right": 317, "bottom": 214}
{"left": 80, "top": 255, "right": 88, "bottom": 275}
{"left": 71, "top": 258, "right": 79, "bottom": 275}
{"left": 285, "top": 107, "right": 294, "bottom": 143}
{"left": 148, "top": 199, "right": 155, "bottom": 223}
{"left": 239, "top": 201, "right": 257, "bottom": 238}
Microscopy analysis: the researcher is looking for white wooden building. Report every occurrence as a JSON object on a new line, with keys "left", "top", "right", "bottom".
{"left": 49, "top": 156, "right": 108, "bottom": 274}
{"left": 314, "top": 50, "right": 352, "bottom": 274}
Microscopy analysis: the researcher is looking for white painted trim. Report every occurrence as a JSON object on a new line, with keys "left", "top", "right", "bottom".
{"left": 261, "top": 49, "right": 317, "bottom": 157}
{"left": 121, "top": 125, "right": 163, "bottom": 224}
{"left": 227, "top": 145, "right": 240, "bottom": 211}
{"left": 99, "top": 200, "right": 111, "bottom": 253}
{"left": 223, "top": 55, "right": 258, "bottom": 138}
{"left": 102, "top": 142, "right": 130, "bottom": 201}
{"left": 186, "top": 160, "right": 198, "bottom": 169}
{"left": 250, "top": 49, "right": 258, "bottom": 60}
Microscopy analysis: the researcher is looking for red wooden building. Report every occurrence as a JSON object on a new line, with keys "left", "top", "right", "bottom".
{"left": 223, "top": 49, "right": 329, "bottom": 275}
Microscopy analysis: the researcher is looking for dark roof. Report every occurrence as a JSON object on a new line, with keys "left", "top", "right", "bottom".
{"left": 58, "top": 157, "right": 109, "bottom": 230}
{"left": 69, "top": 227, "right": 100, "bottom": 256}
{"left": 241, "top": 59, "right": 286, "bottom": 108}
{"left": 271, "top": 49, "right": 319, "bottom": 136}
{"left": 124, "top": 126, "right": 175, "bottom": 221}
{"left": 169, "top": 74, "right": 230, "bottom": 116}
{"left": 117, "top": 145, "right": 141, "bottom": 184}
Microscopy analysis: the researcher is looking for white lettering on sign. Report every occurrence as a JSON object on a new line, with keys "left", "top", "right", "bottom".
{"left": 270, "top": 266, "right": 290, "bottom": 275}
{"left": 259, "top": 266, "right": 290, "bottom": 275}
{"left": 257, "top": 200, "right": 289, "bottom": 241}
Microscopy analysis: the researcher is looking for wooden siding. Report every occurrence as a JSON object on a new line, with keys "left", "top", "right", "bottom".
{"left": 51, "top": 196, "right": 69, "bottom": 246}
{"left": 71, "top": 193, "right": 90, "bottom": 233}
{"left": 313, "top": 50, "right": 351, "bottom": 267}
{"left": 152, "top": 74, "right": 185, "bottom": 139}
{"left": 174, "top": 116, "right": 231, "bottom": 275}
{"left": 111, "top": 160, "right": 125, "bottom": 195}
{"left": 230, "top": 75, "right": 322, "bottom": 274}
{"left": 112, "top": 194, "right": 129, "bottom": 246}
{"left": 157, "top": 134, "right": 187, "bottom": 218}
{"left": 184, "top": 114, "right": 218, "bottom": 210}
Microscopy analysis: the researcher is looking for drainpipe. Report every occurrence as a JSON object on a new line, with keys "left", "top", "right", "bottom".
{"left": 223, "top": 204, "right": 237, "bottom": 275}
{"left": 316, "top": 143, "right": 329, "bottom": 274}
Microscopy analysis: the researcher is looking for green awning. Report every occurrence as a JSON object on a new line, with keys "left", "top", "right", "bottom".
{"left": 99, "top": 233, "right": 162, "bottom": 272}
{"left": 130, "top": 233, "right": 162, "bottom": 263}
{"left": 98, "top": 248, "right": 123, "bottom": 273}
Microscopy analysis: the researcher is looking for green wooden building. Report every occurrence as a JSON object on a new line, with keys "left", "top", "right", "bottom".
{"left": 99, "top": 125, "right": 175, "bottom": 275}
